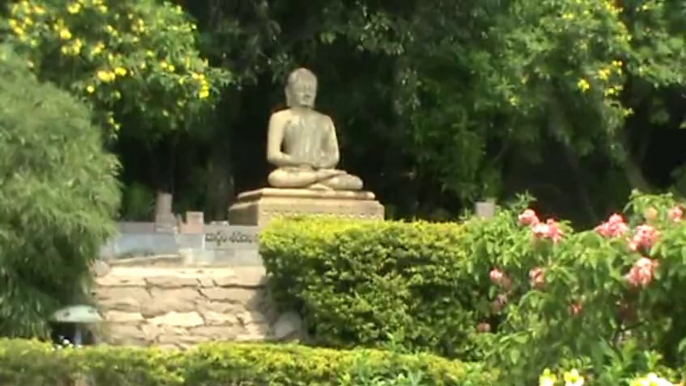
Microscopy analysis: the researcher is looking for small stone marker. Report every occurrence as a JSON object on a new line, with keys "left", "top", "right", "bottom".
{"left": 475, "top": 199, "right": 496, "bottom": 219}
{"left": 154, "top": 192, "right": 176, "bottom": 232}
{"left": 180, "top": 211, "right": 205, "bottom": 234}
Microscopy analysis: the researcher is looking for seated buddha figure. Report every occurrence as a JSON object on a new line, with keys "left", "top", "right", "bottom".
{"left": 266, "top": 68, "right": 363, "bottom": 191}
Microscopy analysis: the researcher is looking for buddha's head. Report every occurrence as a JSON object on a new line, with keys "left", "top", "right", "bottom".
{"left": 285, "top": 68, "right": 317, "bottom": 108}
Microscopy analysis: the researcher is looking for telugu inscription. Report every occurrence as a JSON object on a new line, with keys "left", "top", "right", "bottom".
{"left": 204, "top": 225, "right": 259, "bottom": 250}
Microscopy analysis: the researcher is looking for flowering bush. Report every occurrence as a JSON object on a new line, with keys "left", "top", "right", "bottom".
{"left": 460, "top": 192, "right": 686, "bottom": 385}
{"left": 538, "top": 368, "right": 682, "bottom": 386}
{"left": 3, "top": 0, "right": 231, "bottom": 138}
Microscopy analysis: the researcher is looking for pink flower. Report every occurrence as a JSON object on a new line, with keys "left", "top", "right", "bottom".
{"left": 491, "top": 293, "right": 508, "bottom": 313}
{"left": 625, "top": 257, "right": 658, "bottom": 287}
{"left": 529, "top": 267, "right": 545, "bottom": 289}
{"left": 489, "top": 268, "right": 503, "bottom": 283}
{"left": 518, "top": 209, "right": 540, "bottom": 226}
{"left": 477, "top": 322, "right": 491, "bottom": 333}
{"left": 532, "top": 219, "right": 563, "bottom": 243}
{"left": 489, "top": 268, "right": 511, "bottom": 289}
{"left": 669, "top": 206, "right": 683, "bottom": 223}
{"left": 595, "top": 214, "right": 629, "bottom": 238}
{"left": 570, "top": 302, "right": 583, "bottom": 316}
{"left": 629, "top": 225, "right": 659, "bottom": 252}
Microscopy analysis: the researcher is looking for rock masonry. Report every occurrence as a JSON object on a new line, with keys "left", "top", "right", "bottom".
{"left": 95, "top": 264, "right": 283, "bottom": 349}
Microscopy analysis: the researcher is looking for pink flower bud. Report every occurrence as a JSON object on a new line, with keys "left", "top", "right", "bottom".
{"left": 629, "top": 225, "right": 659, "bottom": 252}
{"left": 491, "top": 293, "right": 508, "bottom": 313}
{"left": 518, "top": 209, "right": 540, "bottom": 226}
{"left": 529, "top": 267, "right": 545, "bottom": 289}
{"left": 489, "top": 269, "right": 512, "bottom": 289}
{"left": 489, "top": 268, "right": 503, "bottom": 283}
{"left": 625, "top": 257, "right": 658, "bottom": 288}
{"left": 477, "top": 322, "right": 491, "bottom": 333}
{"left": 532, "top": 219, "right": 563, "bottom": 243}
{"left": 669, "top": 206, "right": 683, "bottom": 223}
{"left": 595, "top": 214, "right": 629, "bottom": 238}
{"left": 570, "top": 302, "right": 583, "bottom": 316}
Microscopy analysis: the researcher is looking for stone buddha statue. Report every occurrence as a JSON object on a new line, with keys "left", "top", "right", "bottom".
{"left": 266, "top": 68, "right": 363, "bottom": 191}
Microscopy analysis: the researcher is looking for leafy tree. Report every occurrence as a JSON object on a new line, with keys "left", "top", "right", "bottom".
{"left": 3, "top": 0, "right": 231, "bottom": 140}
{"left": 183, "top": 0, "right": 686, "bottom": 223}
{"left": 0, "top": 44, "right": 120, "bottom": 338}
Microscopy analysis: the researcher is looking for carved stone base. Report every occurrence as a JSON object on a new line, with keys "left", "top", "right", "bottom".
{"left": 227, "top": 188, "right": 385, "bottom": 227}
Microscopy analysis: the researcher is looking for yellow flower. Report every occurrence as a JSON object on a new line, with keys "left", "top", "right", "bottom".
{"left": 33, "top": 5, "right": 45, "bottom": 15}
{"left": 59, "top": 28, "right": 72, "bottom": 40}
{"left": 27, "top": 60, "right": 34, "bottom": 68}
{"left": 86, "top": 85, "right": 95, "bottom": 93}
{"left": 168, "top": 64, "right": 176, "bottom": 72}
{"left": 562, "top": 13, "right": 575, "bottom": 20}
{"left": 539, "top": 368, "right": 557, "bottom": 386}
{"left": 563, "top": 369, "right": 584, "bottom": 386}
{"left": 96, "top": 70, "right": 115, "bottom": 83}
{"left": 597, "top": 68, "right": 611, "bottom": 81}
{"left": 139, "top": 62, "right": 147, "bottom": 69}
{"left": 67, "top": 3, "right": 81, "bottom": 14}
{"left": 114, "top": 67, "right": 127, "bottom": 76}
{"left": 577, "top": 78, "right": 590, "bottom": 92}
{"left": 160, "top": 61, "right": 168, "bottom": 69}
{"left": 11, "top": 26, "right": 25, "bottom": 36}
{"left": 199, "top": 88, "right": 210, "bottom": 99}
{"left": 91, "top": 42, "right": 105, "bottom": 56}
{"left": 630, "top": 373, "right": 675, "bottom": 386}
{"left": 98, "top": 5, "right": 107, "bottom": 13}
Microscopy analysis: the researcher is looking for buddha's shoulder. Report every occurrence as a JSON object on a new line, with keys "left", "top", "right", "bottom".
{"left": 271, "top": 108, "right": 331, "bottom": 121}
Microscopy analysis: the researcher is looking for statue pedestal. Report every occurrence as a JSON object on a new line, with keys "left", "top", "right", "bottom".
{"left": 227, "top": 188, "right": 385, "bottom": 227}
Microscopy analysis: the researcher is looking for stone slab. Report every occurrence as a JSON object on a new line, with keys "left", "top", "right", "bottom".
{"left": 227, "top": 188, "right": 384, "bottom": 227}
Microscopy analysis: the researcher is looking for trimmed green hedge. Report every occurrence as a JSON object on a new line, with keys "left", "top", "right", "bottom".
{"left": 260, "top": 217, "right": 489, "bottom": 360}
{"left": 0, "top": 339, "right": 494, "bottom": 385}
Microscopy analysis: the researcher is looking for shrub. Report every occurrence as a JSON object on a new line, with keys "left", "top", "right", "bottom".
{"left": 457, "top": 191, "right": 686, "bottom": 385}
{"left": 261, "top": 194, "right": 686, "bottom": 384}
{"left": 260, "top": 217, "right": 491, "bottom": 360}
{"left": 0, "top": 44, "right": 119, "bottom": 338}
{"left": 0, "top": 339, "right": 495, "bottom": 385}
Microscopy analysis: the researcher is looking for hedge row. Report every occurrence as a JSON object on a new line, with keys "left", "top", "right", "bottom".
{"left": 0, "top": 339, "right": 495, "bottom": 386}
{"left": 260, "top": 217, "right": 489, "bottom": 360}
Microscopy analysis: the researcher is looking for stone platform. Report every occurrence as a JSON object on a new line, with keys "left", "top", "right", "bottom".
{"left": 227, "top": 188, "right": 384, "bottom": 226}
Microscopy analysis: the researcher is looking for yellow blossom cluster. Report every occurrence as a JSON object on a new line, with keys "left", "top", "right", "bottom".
{"left": 5, "top": 0, "right": 228, "bottom": 134}
{"left": 538, "top": 368, "right": 585, "bottom": 386}
{"left": 576, "top": 60, "right": 624, "bottom": 94}
{"left": 540, "top": 368, "right": 681, "bottom": 386}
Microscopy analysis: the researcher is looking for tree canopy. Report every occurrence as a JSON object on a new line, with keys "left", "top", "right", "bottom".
{"left": 3, "top": 0, "right": 686, "bottom": 225}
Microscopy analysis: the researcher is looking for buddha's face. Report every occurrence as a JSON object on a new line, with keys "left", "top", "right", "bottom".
{"left": 286, "top": 78, "right": 317, "bottom": 108}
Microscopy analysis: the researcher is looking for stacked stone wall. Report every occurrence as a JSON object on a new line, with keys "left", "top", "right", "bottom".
{"left": 95, "top": 265, "right": 279, "bottom": 348}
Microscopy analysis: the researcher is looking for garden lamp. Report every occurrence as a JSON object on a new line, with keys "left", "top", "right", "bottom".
{"left": 50, "top": 305, "right": 103, "bottom": 346}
